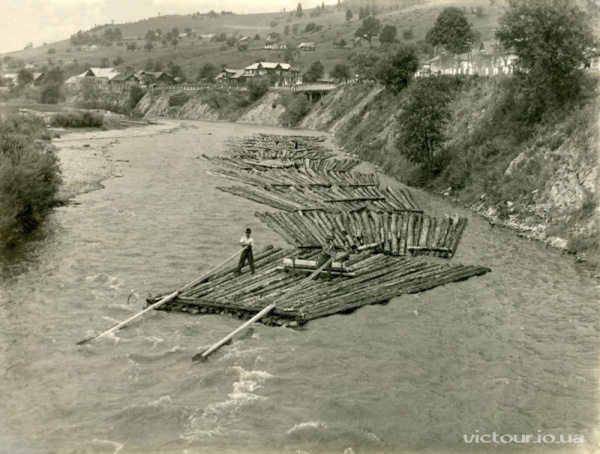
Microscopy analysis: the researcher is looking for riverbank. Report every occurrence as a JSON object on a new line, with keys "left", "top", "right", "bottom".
{"left": 54, "top": 120, "right": 182, "bottom": 202}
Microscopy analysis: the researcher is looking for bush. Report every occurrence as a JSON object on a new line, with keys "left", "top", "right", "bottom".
{"left": 0, "top": 114, "right": 62, "bottom": 247}
{"left": 281, "top": 94, "right": 311, "bottom": 126}
{"left": 128, "top": 85, "right": 145, "bottom": 109}
{"left": 246, "top": 76, "right": 271, "bottom": 101}
{"left": 49, "top": 111, "right": 104, "bottom": 128}
{"left": 168, "top": 92, "right": 190, "bottom": 107}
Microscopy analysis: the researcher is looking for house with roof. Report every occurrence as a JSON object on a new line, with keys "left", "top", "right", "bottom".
{"left": 32, "top": 72, "right": 45, "bottom": 86}
{"left": 77, "top": 67, "right": 121, "bottom": 86}
{"left": 134, "top": 70, "right": 176, "bottom": 87}
{"left": 243, "top": 62, "right": 302, "bottom": 86}
{"left": 298, "top": 42, "right": 316, "bottom": 51}
{"left": 264, "top": 42, "right": 287, "bottom": 50}
{"left": 215, "top": 68, "right": 247, "bottom": 85}
{"left": 110, "top": 73, "right": 138, "bottom": 87}
{"left": 420, "top": 42, "right": 518, "bottom": 76}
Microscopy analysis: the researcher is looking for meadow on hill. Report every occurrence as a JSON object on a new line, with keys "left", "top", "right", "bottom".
{"left": 1, "top": 0, "right": 499, "bottom": 80}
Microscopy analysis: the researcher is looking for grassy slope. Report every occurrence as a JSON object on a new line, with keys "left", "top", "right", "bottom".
{"left": 1, "top": 0, "right": 500, "bottom": 79}
{"left": 328, "top": 77, "right": 599, "bottom": 263}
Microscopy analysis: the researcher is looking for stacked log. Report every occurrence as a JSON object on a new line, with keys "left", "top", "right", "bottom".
{"left": 150, "top": 247, "right": 490, "bottom": 326}
{"left": 255, "top": 210, "right": 468, "bottom": 258}
{"left": 204, "top": 167, "right": 378, "bottom": 188}
{"left": 217, "top": 184, "right": 423, "bottom": 213}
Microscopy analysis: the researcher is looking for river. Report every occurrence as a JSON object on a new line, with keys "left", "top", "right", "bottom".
{"left": 0, "top": 120, "right": 598, "bottom": 454}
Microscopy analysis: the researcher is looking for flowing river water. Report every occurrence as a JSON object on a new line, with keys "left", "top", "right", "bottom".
{"left": 0, "top": 120, "right": 598, "bottom": 454}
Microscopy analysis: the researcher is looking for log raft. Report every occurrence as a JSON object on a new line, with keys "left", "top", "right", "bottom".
{"left": 255, "top": 210, "right": 467, "bottom": 258}
{"left": 148, "top": 246, "right": 490, "bottom": 327}
{"left": 146, "top": 133, "right": 491, "bottom": 329}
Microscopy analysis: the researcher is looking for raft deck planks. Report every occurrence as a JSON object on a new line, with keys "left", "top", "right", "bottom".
{"left": 149, "top": 247, "right": 491, "bottom": 326}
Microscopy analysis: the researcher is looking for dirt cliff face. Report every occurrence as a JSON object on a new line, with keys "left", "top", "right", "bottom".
{"left": 237, "top": 92, "right": 286, "bottom": 125}
{"left": 137, "top": 90, "right": 221, "bottom": 121}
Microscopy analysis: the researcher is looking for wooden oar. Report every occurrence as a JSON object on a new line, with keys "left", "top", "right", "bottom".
{"left": 76, "top": 249, "right": 244, "bottom": 345}
{"left": 193, "top": 256, "right": 334, "bottom": 362}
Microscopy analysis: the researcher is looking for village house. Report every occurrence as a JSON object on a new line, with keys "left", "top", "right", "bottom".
{"left": 31, "top": 72, "right": 45, "bottom": 86}
{"left": 110, "top": 73, "right": 138, "bottom": 87}
{"left": 298, "top": 42, "right": 316, "bottom": 51}
{"left": 75, "top": 67, "right": 121, "bottom": 86}
{"left": 215, "top": 68, "right": 247, "bottom": 85}
{"left": 421, "top": 42, "right": 518, "bottom": 76}
{"left": 134, "top": 70, "right": 176, "bottom": 86}
{"left": 243, "top": 62, "right": 302, "bottom": 86}
{"left": 264, "top": 42, "right": 287, "bottom": 50}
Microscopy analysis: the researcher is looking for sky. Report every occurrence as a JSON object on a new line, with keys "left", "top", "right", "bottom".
{"left": 0, "top": 0, "right": 300, "bottom": 54}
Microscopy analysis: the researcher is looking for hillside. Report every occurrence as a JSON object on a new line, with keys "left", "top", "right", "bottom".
{"left": 1, "top": 0, "right": 501, "bottom": 80}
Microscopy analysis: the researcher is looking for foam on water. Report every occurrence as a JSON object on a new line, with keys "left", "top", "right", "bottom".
{"left": 286, "top": 421, "right": 328, "bottom": 434}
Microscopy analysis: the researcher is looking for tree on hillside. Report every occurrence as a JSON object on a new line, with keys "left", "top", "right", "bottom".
{"left": 426, "top": 7, "right": 475, "bottom": 55}
{"left": 100, "top": 57, "right": 110, "bottom": 68}
{"left": 153, "top": 60, "right": 164, "bottom": 71}
{"left": 17, "top": 69, "right": 33, "bottom": 87}
{"left": 129, "top": 85, "right": 145, "bottom": 109}
{"left": 346, "top": 9, "right": 353, "bottom": 23}
{"left": 358, "top": 6, "right": 365, "bottom": 19}
{"left": 144, "top": 41, "right": 154, "bottom": 51}
{"left": 374, "top": 45, "right": 419, "bottom": 94}
{"left": 296, "top": 3, "right": 303, "bottom": 17}
{"left": 379, "top": 24, "right": 397, "bottom": 45}
{"left": 44, "top": 67, "right": 64, "bottom": 86}
{"left": 40, "top": 68, "right": 65, "bottom": 104}
{"left": 349, "top": 49, "right": 380, "bottom": 80}
{"left": 396, "top": 78, "right": 454, "bottom": 181}
{"left": 284, "top": 24, "right": 290, "bottom": 36}
{"left": 331, "top": 63, "right": 350, "bottom": 81}
{"left": 495, "top": 0, "right": 596, "bottom": 108}
{"left": 113, "top": 56, "right": 124, "bottom": 66}
{"left": 198, "top": 63, "right": 219, "bottom": 81}
{"left": 145, "top": 30, "right": 157, "bottom": 42}
{"left": 355, "top": 16, "right": 381, "bottom": 47}
{"left": 247, "top": 76, "right": 271, "bottom": 101}
{"left": 304, "top": 60, "right": 325, "bottom": 82}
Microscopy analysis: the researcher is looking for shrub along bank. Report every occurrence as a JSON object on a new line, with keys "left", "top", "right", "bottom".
{"left": 0, "top": 114, "right": 62, "bottom": 248}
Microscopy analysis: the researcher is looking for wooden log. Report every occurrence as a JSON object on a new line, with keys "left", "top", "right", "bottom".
{"left": 399, "top": 212, "right": 410, "bottom": 255}
{"left": 348, "top": 211, "right": 362, "bottom": 244}
{"left": 429, "top": 216, "right": 445, "bottom": 255}
{"left": 382, "top": 212, "right": 391, "bottom": 255}
{"left": 418, "top": 215, "right": 430, "bottom": 248}
{"left": 390, "top": 212, "right": 399, "bottom": 255}
{"left": 407, "top": 246, "right": 453, "bottom": 254}
{"left": 436, "top": 217, "right": 452, "bottom": 257}
{"left": 449, "top": 217, "right": 467, "bottom": 257}
{"left": 425, "top": 216, "right": 437, "bottom": 250}
{"left": 405, "top": 212, "right": 414, "bottom": 252}
{"left": 412, "top": 213, "right": 423, "bottom": 247}
{"left": 361, "top": 210, "right": 375, "bottom": 245}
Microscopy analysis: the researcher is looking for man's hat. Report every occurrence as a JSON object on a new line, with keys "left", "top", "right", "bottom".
{"left": 246, "top": 228, "right": 252, "bottom": 233}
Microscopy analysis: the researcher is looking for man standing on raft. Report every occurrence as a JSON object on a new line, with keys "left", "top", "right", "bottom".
{"left": 236, "top": 228, "right": 255, "bottom": 274}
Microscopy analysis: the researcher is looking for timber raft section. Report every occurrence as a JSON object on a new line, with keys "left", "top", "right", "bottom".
{"left": 149, "top": 133, "right": 491, "bottom": 326}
